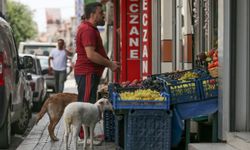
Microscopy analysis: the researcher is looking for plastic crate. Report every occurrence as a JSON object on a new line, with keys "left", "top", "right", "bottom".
{"left": 159, "top": 77, "right": 201, "bottom": 104}
{"left": 115, "top": 115, "right": 125, "bottom": 149}
{"left": 103, "top": 110, "right": 115, "bottom": 142}
{"left": 150, "top": 68, "right": 209, "bottom": 81}
{"left": 125, "top": 110, "right": 172, "bottom": 150}
{"left": 111, "top": 92, "right": 170, "bottom": 110}
{"left": 199, "top": 77, "right": 218, "bottom": 100}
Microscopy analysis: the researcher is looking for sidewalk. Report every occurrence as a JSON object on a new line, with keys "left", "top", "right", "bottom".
{"left": 17, "top": 75, "right": 116, "bottom": 150}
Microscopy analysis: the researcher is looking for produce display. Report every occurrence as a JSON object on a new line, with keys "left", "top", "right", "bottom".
{"left": 110, "top": 67, "right": 218, "bottom": 108}
{"left": 114, "top": 78, "right": 164, "bottom": 92}
{"left": 178, "top": 72, "right": 199, "bottom": 81}
{"left": 196, "top": 49, "right": 219, "bottom": 77}
{"left": 201, "top": 78, "right": 218, "bottom": 99}
{"left": 120, "top": 89, "right": 165, "bottom": 101}
{"left": 206, "top": 49, "right": 219, "bottom": 69}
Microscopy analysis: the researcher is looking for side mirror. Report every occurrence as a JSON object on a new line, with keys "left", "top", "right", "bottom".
{"left": 41, "top": 69, "right": 48, "bottom": 75}
{"left": 26, "top": 73, "right": 32, "bottom": 80}
{"left": 22, "top": 56, "right": 33, "bottom": 69}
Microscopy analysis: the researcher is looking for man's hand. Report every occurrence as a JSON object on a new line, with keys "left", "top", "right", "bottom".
{"left": 48, "top": 66, "right": 53, "bottom": 75}
{"left": 110, "top": 61, "right": 120, "bottom": 72}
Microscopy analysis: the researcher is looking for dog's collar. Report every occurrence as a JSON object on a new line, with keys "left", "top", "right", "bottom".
{"left": 97, "top": 105, "right": 102, "bottom": 121}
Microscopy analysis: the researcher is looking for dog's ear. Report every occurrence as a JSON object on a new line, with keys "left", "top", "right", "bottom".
{"left": 99, "top": 101, "right": 104, "bottom": 105}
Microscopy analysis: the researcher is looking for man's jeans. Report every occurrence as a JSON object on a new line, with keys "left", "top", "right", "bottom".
{"left": 54, "top": 70, "right": 66, "bottom": 93}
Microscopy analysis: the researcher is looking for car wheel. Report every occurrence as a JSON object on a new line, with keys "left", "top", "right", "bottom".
{"left": 0, "top": 106, "right": 11, "bottom": 148}
{"left": 12, "top": 100, "right": 31, "bottom": 134}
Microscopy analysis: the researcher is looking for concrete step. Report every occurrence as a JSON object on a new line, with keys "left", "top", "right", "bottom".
{"left": 189, "top": 143, "right": 238, "bottom": 150}
{"left": 189, "top": 132, "right": 250, "bottom": 150}
{"left": 227, "top": 132, "right": 250, "bottom": 150}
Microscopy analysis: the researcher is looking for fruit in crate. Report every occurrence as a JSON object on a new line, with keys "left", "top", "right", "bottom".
{"left": 120, "top": 89, "right": 165, "bottom": 101}
{"left": 141, "top": 77, "right": 164, "bottom": 92}
{"left": 207, "top": 49, "right": 215, "bottom": 57}
{"left": 206, "top": 49, "right": 219, "bottom": 77}
{"left": 120, "top": 79, "right": 141, "bottom": 88}
{"left": 178, "top": 71, "right": 199, "bottom": 81}
{"left": 206, "top": 49, "right": 218, "bottom": 69}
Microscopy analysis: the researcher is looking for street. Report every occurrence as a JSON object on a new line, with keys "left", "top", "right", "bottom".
{"left": 6, "top": 74, "right": 116, "bottom": 150}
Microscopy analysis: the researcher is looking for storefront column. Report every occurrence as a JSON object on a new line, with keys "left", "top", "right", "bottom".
{"left": 182, "top": 0, "right": 193, "bottom": 70}
{"left": 152, "top": 0, "right": 161, "bottom": 74}
{"left": 176, "top": 0, "right": 183, "bottom": 70}
{"left": 161, "top": 0, "right": 173, "bottom": 73}
{"left": 218, "top": 0, "right": 230, "bottom": 141}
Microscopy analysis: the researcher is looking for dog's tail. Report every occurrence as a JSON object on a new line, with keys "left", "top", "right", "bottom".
{"left": 35, "top": 96, "right": 51, "bottom": 124}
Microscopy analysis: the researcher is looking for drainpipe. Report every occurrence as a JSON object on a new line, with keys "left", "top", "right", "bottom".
{"left": 176, "top": 0, "right": 183, "bottom": 70}
{"left": 172, "top": 0, "right": 177, "bottom": 71}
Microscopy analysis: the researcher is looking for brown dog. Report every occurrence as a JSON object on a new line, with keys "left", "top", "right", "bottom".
{"left": 36, "top": 92, "right": 77, "bottom": 141}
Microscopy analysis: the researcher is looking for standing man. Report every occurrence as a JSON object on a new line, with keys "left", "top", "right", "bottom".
{"left": 48, "top": 39, "right": 68, "bottom": 93}
{"left": 74, "top": 2, "right": 120, "bottom": 104}
{"left": 74, "top": 2, "right": 120, "bottom": 139}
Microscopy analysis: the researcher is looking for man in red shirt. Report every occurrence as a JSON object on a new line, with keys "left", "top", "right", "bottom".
{"left": 75, "top": 2, "right": 119, "bottom": 104}
{"left": 74, "top": 2, "right": 119, "bottom": 140}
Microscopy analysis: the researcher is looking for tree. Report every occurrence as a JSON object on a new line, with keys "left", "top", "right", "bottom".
{"left": 6, "top": 0, "right": 37, "bottom": 46}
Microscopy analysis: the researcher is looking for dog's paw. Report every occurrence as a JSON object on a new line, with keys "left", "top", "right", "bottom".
{"left": 52, "top": 137, "right": 59, "bottom": 141}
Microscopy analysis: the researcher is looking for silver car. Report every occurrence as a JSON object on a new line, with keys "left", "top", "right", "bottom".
{"left": 0, "top": 17, "right": 34, "bottom": 148}
{"left": 37, "top": 55, "right": 56, "bottom": 92}
{"left": 19, "top": 54, "right": 48, "bottom": 110}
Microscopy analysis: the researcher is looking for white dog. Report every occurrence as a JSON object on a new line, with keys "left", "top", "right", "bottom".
{"left": 63, "top": 98, "right": 113, "bottom": 150}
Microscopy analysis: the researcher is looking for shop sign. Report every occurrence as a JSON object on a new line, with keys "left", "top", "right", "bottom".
{"left": 141, "top": 0, "right": 152, "bottom": 79}
{"left": 127, "top": 0, "right": 140, "bottom": 60}
{"left": 126, "top": 0, "right": 141, "bottom": 81}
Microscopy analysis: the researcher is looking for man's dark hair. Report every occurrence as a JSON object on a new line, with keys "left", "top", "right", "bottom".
{"left": 84, "top": 2, "right": 102, "bottom": 19}
{"left": 58, "top": 39, "right": 64, "bottom": 43}
{"left": 81, "top": 14, "right": 86, "bottom": 21}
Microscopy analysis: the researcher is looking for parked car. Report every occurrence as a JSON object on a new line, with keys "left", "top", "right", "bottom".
{"left": 18, "top": 41, "right": 57, "bottom": 56}
{"left": 37, "top": 55, "right": 56, "bottom": 92}
{"left": 0, "top": 17, "right": 34, "bottom": 148}
{"left": 19, "top": 54, "right": 48, "bottom": 110}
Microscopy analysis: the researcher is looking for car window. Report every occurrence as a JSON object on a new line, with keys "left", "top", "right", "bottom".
{"left": 23, "top": 45, "right": 56, "bottom": 56}
{"left": 36, "top": 59, "right": 42, "bottom": 75}
{"left": 20, "top": 56, "right": 36, "bottom": 74}
{"left": 0, "top": 31, "right": 5, "bottom": 53}
{"left": 0, "top": 22, "right": 17, "bottom": 70}
{"left": 39, "top": 57, "right": 48, "bottom": 70}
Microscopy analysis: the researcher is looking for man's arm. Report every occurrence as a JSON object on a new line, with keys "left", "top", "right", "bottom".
{"left": 48, "top": 56, "right": 53, "bottom": 68}
{"left": 48, "top": 56, "right": 53, "bottom": 74}
{"left": 85, "top": 46, "right": 120, "bottom": 71}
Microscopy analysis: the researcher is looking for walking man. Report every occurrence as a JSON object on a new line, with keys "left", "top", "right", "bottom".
{"left": 48, "top": 39, "right": 69, "bottom": 93}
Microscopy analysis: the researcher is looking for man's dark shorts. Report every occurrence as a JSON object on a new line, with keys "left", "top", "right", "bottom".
{"left": 75, "top": 74, "right": 100, "bottom": 104}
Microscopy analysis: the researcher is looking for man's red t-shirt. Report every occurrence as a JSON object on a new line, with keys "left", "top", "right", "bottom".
{"left": 74, "top": 21, "right": 108, "bottom": 76}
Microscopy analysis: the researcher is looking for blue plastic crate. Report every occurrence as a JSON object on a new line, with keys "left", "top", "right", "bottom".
{"left": 111, "top": 92, "right": 170, "bottom": 110}
{"left": 125, "top": 110, "right": 172, "bottom": 150}
{"left": 158, "top": 77, "right": 201, "bottom": 104}
{"left": 103, "top": 110, "right": 115, "bottom": 142}
{"left": 199, "top": 77, "right": 218, "bottom": 100}
{"left": 115, "top": 115, "right": 125, "bottom": 149}
{"left": 150, "top": 68, "right": 209, "bottom": 81}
